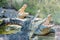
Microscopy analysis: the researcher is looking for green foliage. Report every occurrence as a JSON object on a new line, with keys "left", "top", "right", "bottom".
{"left": 0, "top": 0, "right": 7, "bottom": 7}
{"left": 36, "top": 0, "right": 60, "bottom": 24}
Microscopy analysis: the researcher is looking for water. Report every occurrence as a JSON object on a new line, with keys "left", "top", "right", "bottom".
{"left": 4, "top": 35, "right": 9, "bottom": 40}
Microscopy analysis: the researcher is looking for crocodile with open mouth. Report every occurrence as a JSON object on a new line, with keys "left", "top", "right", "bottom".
{"left": 0, "top": 4, "right": 55, "bottom": 40}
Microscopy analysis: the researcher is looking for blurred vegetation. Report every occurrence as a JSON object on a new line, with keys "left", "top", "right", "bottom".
{"left": 0, "top": 0, "right": 7, "bottom": 7}
{"left": 0, "top": 0, "right": 60, "bottom": 24}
